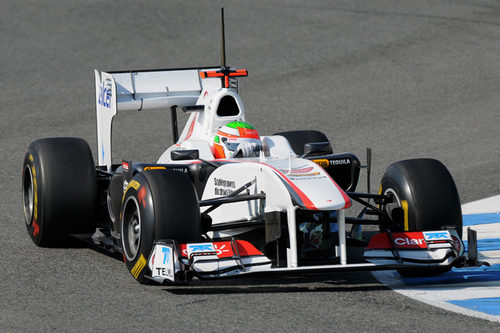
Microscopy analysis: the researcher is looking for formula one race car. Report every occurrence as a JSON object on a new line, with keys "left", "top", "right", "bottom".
{"left": 22, "top": 7, "right": 479, "bottom": 285}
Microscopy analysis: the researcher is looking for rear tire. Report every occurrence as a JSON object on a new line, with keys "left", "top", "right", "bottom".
{"left": 22, "top": 138, "right": 98, "bottom": 247}
{"left": 121, "top": 170, "right": 201, "bottom": 284}
{"left": 274, "top": 130, "right": 330, "bottom": 156}
{"left": 379, "top": 158, "right": 462, "bottom": 276}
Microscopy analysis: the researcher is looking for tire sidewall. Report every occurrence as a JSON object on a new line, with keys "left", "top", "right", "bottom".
{"left": 23, "top": 149, "right": 44, "bottom": 245}
{"left": 121, "top": 173, "right": 155, "bottom": 283}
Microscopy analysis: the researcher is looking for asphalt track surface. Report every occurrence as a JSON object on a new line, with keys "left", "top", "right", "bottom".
{"left": 1, "top": 0, "right": 500, "bottom": 331}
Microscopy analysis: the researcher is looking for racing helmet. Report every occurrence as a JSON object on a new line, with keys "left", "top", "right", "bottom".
{"left": 213, "top": 121, "right": 261, "bottom": 159}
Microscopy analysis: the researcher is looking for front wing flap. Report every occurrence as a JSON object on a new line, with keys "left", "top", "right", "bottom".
{"left": 363, "top": 230, "right": 464, "bottom": 267}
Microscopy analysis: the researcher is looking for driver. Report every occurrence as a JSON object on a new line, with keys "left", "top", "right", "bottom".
{"left": 212, "top": 121, "right": 262, "bottom": 159}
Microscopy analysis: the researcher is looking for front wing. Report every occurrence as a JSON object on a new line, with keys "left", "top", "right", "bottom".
{"left": 147, "top": 230, "right": 468, "bottom": 284}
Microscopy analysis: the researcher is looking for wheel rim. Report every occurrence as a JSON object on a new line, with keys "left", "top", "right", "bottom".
{"left": 382, "top": 187, "right": 408, "bottom": 230}
{"left": 122, "top": 197, "right": 142, "bottom": 261}
{"left": 383, "top": 188, "right": 401, "bottom": 219}
{"left": 106, "top": 192, "right": 115, "bottom": 223}
{"left": 23, "top": 165, "right": 34, "bottom": 226}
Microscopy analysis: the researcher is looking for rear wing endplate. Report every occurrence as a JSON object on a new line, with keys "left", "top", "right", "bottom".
{"left": 94, "top": 67, "right": 220, "bottom": 170}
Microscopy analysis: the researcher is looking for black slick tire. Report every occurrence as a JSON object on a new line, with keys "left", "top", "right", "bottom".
{"left": 379, "top": 158, "right": 462, "bottom": 276}
{"left": 380, "top": 158, "right": 462, "bottom": 235}
{"left": 121, "top": 170, "right": 201, "bottom": 284}
{"left": 22, "top": 137, "right": 98, "bottom": 247}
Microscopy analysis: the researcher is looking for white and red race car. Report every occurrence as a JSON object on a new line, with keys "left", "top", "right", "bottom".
{"left": 22, "top": 8, "right": 480, "bottom": 284}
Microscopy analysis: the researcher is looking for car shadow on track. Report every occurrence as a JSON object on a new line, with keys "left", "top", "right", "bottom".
{"left": 161, "top": 272, "right": 389, "bottom": 295}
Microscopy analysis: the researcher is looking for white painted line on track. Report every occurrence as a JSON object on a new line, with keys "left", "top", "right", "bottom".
{"left": 462, "top": 195, "right": 500, "bottom": 214}
{"left": 373, "top": 195, "right": 500, "bottom": 323}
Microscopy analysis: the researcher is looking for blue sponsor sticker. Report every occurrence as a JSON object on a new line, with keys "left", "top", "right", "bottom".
{"left": 98, "top": 79, "right": 112, "bottom": 108}
{"left": 423, "top": 231, "right": 451, "bottom": 241}
{"left": 187, "top": 243, "right": 215, "bottom": 253}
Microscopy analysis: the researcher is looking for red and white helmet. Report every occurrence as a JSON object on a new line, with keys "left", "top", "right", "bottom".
{"left": 213, "top": 121, "right": 261, "bottom": 159}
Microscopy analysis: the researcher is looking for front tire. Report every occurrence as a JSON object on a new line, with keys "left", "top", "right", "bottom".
{"left": 379, "top": 158, "right": 462, "bottom": 276}
{"left": 121, "top": 170, "right": 201, "bottom": 284}
{"left": 379, "top": 158, "right": 462, "bottom": 235}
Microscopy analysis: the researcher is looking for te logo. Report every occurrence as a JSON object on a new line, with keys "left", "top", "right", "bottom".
{"left": 98, "top": 79, "right": 112, "bottom": 108}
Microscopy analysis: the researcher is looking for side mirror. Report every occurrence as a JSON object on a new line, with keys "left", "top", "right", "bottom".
{"left": 302, "top": 142, "right": 332, "bottom": 157}
{"left": 171, "top": 149, "right": 199, "bottom": 161}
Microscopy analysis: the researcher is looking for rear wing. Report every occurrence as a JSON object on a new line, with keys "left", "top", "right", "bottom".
{"left": 94, "top": 67, "right": 221, "bottom": 171}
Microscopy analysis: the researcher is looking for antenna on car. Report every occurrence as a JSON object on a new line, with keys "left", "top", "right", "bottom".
{"left": 220, "top": 1, "right": 226, "bottom": 69}
{"left": 199, "top": 2, "right": 248, "bottom": 88}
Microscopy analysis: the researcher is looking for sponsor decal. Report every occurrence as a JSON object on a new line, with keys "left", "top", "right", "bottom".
{"left": 168, "top": 167, "right": 189, "bottom": 173}
{"left": 237, "top": 127, "right": 258, "bottom": 138}
{"left": 394, "top": 237, "right": 426, "bottom": 247}
{"left": 281, "top": 166, "right": 313, "bottom": 174}
{"left": 126, "top": 180, "right": 141, "bottom": 192}
{"left": 182, "top": 243, "right": 231, "bottom": 257}
{"left": 123, "top": 180, "right": 141, "bottom": 201}
{"left": 367, "top": 232, "right": 428, "bottom": 250}
{"left": 423, "top": 231, "right": 451, "bottom": 241}
{"left": 313, "top": 159, "right": 329, "bottom": 168}
{"left": 143, "top": 166, "right": 166, "bottom": 171}
{"left": 151, "top": 245, "right": 175, "bottom": 282}
{"left": 131, "top": 254, "right": 146, "bottom": 279}
{"left": 98, "top": 78, "right": 112, "bottom": 108}
{"left": 122, "top": 162, "right": 129, "bottom": 171}
{"left": 187, "top": 243, "right": 216, "bottom": 253}
{"left": 32, "top": 219, "right": 40, "bottom": 237}
{"left": 329, "top": 159, "right": 351, "bottom": 166}
{"left": 214, "top": 177, "right": 236, "bottom": 196}
{"left": 186, "top": 243, "right": 218, "bottom": 261}
{"left": 137, "top": 186, "right": 147, "bottom": 208}
{"left": 279, "top": 166, "right": 320, "bottom": 177}
{"left": 180, "top": 240, "right": 263, "bottom": 258}
{"left": 287, "top": 172, "right": 320, "bottom": 177}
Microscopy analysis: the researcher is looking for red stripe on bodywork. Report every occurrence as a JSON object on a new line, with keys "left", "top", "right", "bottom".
{"left": 320, "top": 168, "right": 352, "bottom": 209}
{"left": 184, "top": 113, "right": 198, "bottom": 141}
{"left": 253, "top": 162, "right": 317, "bottom": 210}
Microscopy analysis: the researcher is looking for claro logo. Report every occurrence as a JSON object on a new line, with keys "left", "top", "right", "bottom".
{"left": 98, "top": 79, "right": 112, "bottom": 108}
{"left": 394, "top": 237, "right": 425, "bottom": 246}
